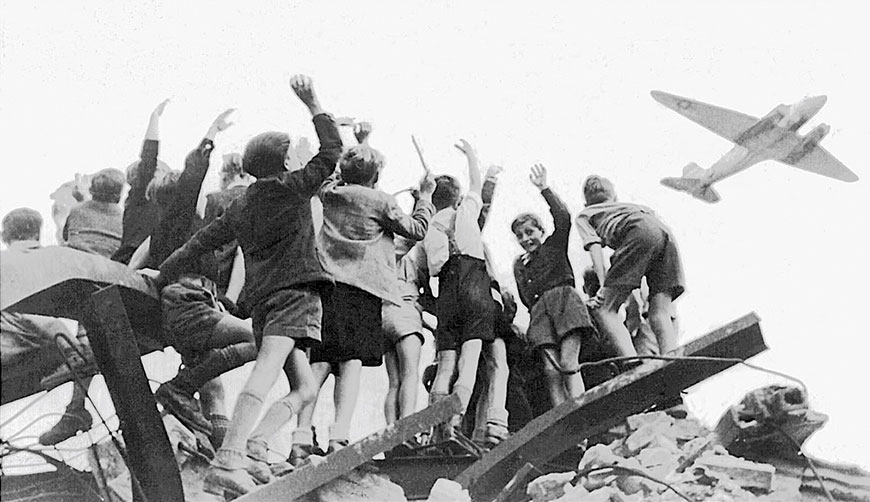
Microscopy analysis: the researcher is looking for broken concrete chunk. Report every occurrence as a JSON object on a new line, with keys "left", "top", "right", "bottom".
{"left": 626, "top": 411, "right": 674, "bottom": 432}
{"left": 669, "top": 417, "right": 708, "bottom": 443}
{"left": 552, "top": 482, "right": 590, "bottom": 502}
{"left": 526, "top": 472, "right": 576, "bottom": 502}
{"left": 638, "top": 446, "right": 681, "bottom": 479}
{"left": 695, "top": 452, "right": 775, "bottom": 491}
{"left": 625, "top": 417, "right": 675, "bottom": 455}
{"left": 427, "top": 478, "right": 470, "bottom": 502}
{"left": 315, "top": 469, "right": 407, "bottom": 502}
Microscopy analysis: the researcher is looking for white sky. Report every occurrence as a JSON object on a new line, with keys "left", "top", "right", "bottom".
{"left": 1, "top": 0, "right": 868, "bottom": 469}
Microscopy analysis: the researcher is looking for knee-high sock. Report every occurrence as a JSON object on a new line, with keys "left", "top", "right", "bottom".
{"left": 173, "top": 343, "right": 258, "bottom": 395}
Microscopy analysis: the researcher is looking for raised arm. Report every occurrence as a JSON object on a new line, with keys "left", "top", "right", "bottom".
{"left": 530, "top": 163, "right": 571, "bottom": 244}
{"left": 382, "top": 172, "right": 437, "bottom": 241}
{"left": 280, "top": 75, "right": 342, "bottom": 197}
{"left": 129, "top": 99, "right": 170, "bottom": 204}
{"left": 478, "top": 165, "right": 503, "bottom": 229}
{"left": 455, "top": 139, "right": 482, "bottom": 195}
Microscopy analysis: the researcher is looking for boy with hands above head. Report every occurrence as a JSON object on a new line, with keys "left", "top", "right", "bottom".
{"left": 158, "top": 75, "right": 342, "bottom": 497}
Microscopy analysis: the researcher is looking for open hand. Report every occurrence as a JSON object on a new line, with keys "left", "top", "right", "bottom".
{"left": 454, "top": 138, "right": 476, "bottom": 159}
{"left": 152, "top": 98, "right": 171, "bottom": 117}
{"left": 486, "top": 165, "right": 504, "bottom": 179}
{"left": 290, "top": 75, "right": 323, "bottom": 115}
{"left": 529, "top": 163, "right": 548, "bottom": 190}
{"left": 211, "top": 108, "right": 237, "bottom": 133}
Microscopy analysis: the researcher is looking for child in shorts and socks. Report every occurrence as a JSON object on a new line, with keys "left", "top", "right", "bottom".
{"left": 158, "top": 75, "right": 341, "bottom": 496}
{"left": 422, "top": 139, "right": 495, "bottom": 438}
{"left": 291, "top": 144, "right": 436, "bottom": 459}
{"left": 512, "top": 164, "right": 596, "bottom": 407}
{"left": 382, "top": 236, "right": 428, "bottom": 425}
{"left": 574, "top": 175, "right": 685, "bottom": 358}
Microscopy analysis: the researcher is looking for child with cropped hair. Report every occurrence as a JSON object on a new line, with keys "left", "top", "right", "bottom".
{"left": 291, "top": 143, "right": 435, "bottom": 457}
{"left": 512, "top": 164, "right": 596, "bottom": 406}
{"left": 575, "top": 175, "right": 685, "bottom": 357}
{"left": 63, "top": 168, "right": 125, "bottom": 258}
{"left": 422, "top": 139, "right": 495, "bottom": 439}
{"left": 158, "top": 75, "right": 342, "bottom": 496}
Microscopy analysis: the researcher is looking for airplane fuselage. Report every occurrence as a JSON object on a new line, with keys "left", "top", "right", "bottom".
{"left": 698, "top": 96, "right": 827, "bottom": 187}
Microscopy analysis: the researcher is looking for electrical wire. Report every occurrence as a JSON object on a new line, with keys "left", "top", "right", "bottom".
{"left": 573, "top": 464, "right": 693, "bottom": 502}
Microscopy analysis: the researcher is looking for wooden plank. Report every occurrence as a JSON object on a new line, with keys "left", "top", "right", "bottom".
{"left": 83, "top": 285, "right": 184, "bottom": 502}
{"left": 238, "top": 394, "right": 462, "bottom": 502}
{"left": 455, "top": 312, "right": 766, "bottom": 501}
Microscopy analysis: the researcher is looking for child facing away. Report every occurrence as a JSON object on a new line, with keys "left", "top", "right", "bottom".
{"left": 511, "top": 164, "right": 597, "bottom": 407}
{"left": 62, "top": 168, "right": 125, "bottom": 258}
{"left": 574, "top": 175, "right": 685, "bottom": 357}
{"left": 290, "top": 144, "right": 436, "bottom": 459}
{"left": 422, "top": 139, "right": 495, "bottom": 439}
{"left": 158, "top": 75, "right": 342, "bottom": 496}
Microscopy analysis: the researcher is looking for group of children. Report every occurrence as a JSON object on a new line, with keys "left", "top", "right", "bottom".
{"left": 0, "top": 74, "right": 686, "bottom": 497}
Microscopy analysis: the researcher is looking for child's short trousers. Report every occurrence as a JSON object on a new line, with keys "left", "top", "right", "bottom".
{"left": 310, "top": 283, "right": 384, "bottom": 367}
{"left": 382, "top": 295, "right": 424, "bottom": 346}
{"left": 435, "top": 255, "right": 496, "bottom": 352}
{"left": 162, "top": 275, "right": 227, "bottom": 356}
{"left": 607, "top": 214, "right": 685, "bottom": 300}
{"left": 526, "top": 285, "right": 595, "bottom": 348}
{"left": 250, "top": 286, "right": 322, "bottom": 349}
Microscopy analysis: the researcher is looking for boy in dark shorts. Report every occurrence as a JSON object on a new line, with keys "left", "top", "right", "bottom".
{"left": 574, "top": 175, "right": 685, "bottom": 357}
{"left": 512, "top": 164, "right": 596, "bottom": 407}
{"left": 422, "top": 139, "right": 495, "bottom": 437}
{"left": 158, "top": 75, "right": 341, "bottom": 496}
{"left": 292, "top": 144, "right": 435, "bottom": 456}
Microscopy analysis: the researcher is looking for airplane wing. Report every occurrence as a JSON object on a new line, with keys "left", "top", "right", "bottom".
{"left": 781, "top": 144, "right": 859, "bottom": 182}
{"left": 651, "top": 91, "right": 759, "bottom": 143}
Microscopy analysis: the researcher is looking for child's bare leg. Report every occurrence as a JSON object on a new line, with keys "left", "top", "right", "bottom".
{"left": 397, "top": 334, "right": 422, "bottom": 419}
{"left": 484, "top": 338, "right": 509, "bottom": 434}
{"left": 559, "top": 333, "right": 585, "bottom": 400}
{"left": 293, "top": 362, "right": 332, "bottom": 447}
{"left": 330, "top": 359, "right": 362, "bottom": 448}
{"left": 209, "top": 315, "right": 255, "bottom": 348}
{"left": 541, "top": 347, "right": 567, "bottom": 406}
{"left": 247, "top": 349, "right": 317, "bottom": 480}
{"left": 453, "top": 338, "right": 483, "bottom": 414}
{"left": 591, "top": 286, "right": 637, "bottom": 357}
{"left": 430, "top": 350, "right": 457, "bottom": 402}
{"left": 208, "top": 336, "right": 296, "bottom": 494}
{"left": 384, "top": 348, "right": 400, "bottom": 424}
{"left": 648, "top": 292, "right": 677, "bottom": 354}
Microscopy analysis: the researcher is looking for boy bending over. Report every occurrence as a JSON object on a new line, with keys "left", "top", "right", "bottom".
{"left": 574, "top": 175, "right": 685, "bottom": 357}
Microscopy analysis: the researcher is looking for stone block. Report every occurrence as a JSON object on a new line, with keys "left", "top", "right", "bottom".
{"left": 695, "top": 452, "right": 775, "bottom": 491}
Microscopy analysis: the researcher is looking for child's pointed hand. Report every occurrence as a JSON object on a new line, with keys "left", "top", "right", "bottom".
{"left": 586, "top": 293, "right": 604, "bottom": 310}
{"left": 529, "top": 163, "right": 548, "bottom": 190}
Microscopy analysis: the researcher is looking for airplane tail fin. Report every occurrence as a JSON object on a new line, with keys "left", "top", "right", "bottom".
{"left": 661, "top": 163, "right": 721, "bottom": 203}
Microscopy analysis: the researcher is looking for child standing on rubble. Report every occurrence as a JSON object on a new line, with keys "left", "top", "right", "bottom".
{"left": 422, "top": 139, "right": 496, "bottom": 439}
{"left": 512, "top": 164, "right": 596, "bottom": 407}
{"left": 292, "top": 143, "right": 435, "bottom": 457}
{"left": 158, "top": 75, "right": 342, "bottom": 496}
{"left": 575, "top": 175, "right": 685, "bottom": 357}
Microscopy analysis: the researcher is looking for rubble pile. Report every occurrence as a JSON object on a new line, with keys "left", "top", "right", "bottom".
{"left": 523, "top": 384, "right": 857, "bottom": 502}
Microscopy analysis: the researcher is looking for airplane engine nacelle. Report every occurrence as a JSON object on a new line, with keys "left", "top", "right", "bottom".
{"left": 785, "top": 123, "right": 830, "bottom": 163}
